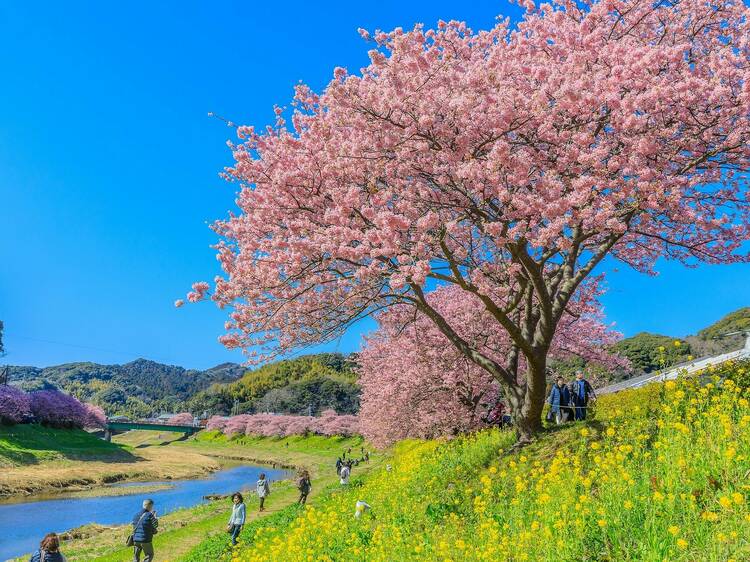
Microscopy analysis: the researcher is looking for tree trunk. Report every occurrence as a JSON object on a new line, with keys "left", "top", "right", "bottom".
{"left": 513, "top": 357, "right": 547, "bottom": 444}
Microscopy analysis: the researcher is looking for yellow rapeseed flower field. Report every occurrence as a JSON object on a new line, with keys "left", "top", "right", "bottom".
{"left": 220, "top": 365, "right": 750, "bottom": 561}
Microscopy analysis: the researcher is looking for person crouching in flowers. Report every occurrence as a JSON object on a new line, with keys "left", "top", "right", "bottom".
{"left": 227, "top": 492, "right": 246, "bottom": 546}
{"left": 547, "top": 376, "right": 571, "bottom": 424}
{"left": 256, "top": 473, "right": 271, "bottom": 512}
{"left": 354, "top": 500, "right": 371, "bottom": 519}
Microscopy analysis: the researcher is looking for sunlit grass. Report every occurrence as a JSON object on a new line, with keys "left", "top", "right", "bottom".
{"left": 217, "top": 368, "right": 750, "bottom": 561}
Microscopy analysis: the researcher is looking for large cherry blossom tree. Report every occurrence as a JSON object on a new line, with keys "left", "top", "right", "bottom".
{"left": 358, "top": 283, "right": 623, "bottom": 446}
{"left": 195, "top": 0, "right": 750, "bottom": 441}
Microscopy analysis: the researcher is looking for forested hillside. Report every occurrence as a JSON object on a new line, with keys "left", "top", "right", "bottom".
{"left": 7, "top": 359, "right": 244, "bottom": 418}
{"left": 187, "top": 353, "right": 360, "bottom": 416}
{"left": 612, "top": 307, "right": 750, "bottom": 374}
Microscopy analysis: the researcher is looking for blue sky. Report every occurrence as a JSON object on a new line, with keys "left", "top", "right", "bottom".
{"left": 0, "top": 1, "right": 747, "bottom": 369}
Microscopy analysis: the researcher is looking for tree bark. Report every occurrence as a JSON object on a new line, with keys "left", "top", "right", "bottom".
{"left": 513, "top": 356, "right": 547, "bottom": 444}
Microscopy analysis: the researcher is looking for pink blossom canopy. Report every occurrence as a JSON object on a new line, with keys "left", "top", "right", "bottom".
{"left": 192, "top": 0, "right": 750, "bottom": 437}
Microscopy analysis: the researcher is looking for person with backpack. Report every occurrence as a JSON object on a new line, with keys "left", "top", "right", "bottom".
{"left": 297, "top": 470, "right": 312, "bottom": 505}
{"left": 29, "top": 533, "right": 66, "bottom": 562}
{"left": 131, "top": 499, "right": 158, "bottom": 562}
{"left": 256, "top": 473, "right": 271, "bottom": 512}
{"left": 547, "top": 376, "right": 572, "bottom": 424}
{"left": 335, "top": 457, "right": 343, "bottom": 476}
{"left": 227, "top": 492, "right": 246, "bottom": 546}
{"left": 570, "top": 371, "right": 596, "bottom": 421}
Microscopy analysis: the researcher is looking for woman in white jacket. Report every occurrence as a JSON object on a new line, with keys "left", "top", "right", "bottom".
{"left": 227, "top": 492, "right": 246, "bottom": 545}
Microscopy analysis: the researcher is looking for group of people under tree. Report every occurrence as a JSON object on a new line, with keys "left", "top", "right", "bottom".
{"left": 546, "top": 371, "right": 597, "bottom": 425}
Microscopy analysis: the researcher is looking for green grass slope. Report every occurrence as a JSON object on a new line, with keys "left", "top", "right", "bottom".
{"left": 198, "top": 362, "right": 750, "bottom": 562}
{"left": 0, "top": 424, "right": 132, "bottom": 467}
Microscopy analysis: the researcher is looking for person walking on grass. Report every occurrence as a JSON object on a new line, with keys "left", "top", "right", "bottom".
{"left": 131, "top": 499, "right": 158, "bottom": 562}
{"left": 547, "top": 376, "right": 572, "bottom": 425}
{"left": 256, "top": 473, "right": 271, "bottom": 512}
{"left": 29, "top": 532, "right": 66, "bottom": 562}
{"left": 570, "top": 371, "right": 596, "bottom": 421}
{"left": 336, "top": 457, "right": 343, "bottom": 476}
{"left": 226, "top": 492, "right": 246, "bottom": 546}
{"left": 297, "top": 470, "right": 312, "bottom": 505}
{"left": 339, "top": 462, "right": 351, "bottom": 485}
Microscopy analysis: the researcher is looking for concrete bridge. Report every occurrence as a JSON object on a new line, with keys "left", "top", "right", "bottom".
{"left": 599, "top": 331, "right": 750, "bottom": 395}
{"left": 104, "top": 420, "right": 202, "bottom": 441}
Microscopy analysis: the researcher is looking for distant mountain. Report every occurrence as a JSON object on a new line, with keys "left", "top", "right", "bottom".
{"left": 187, "top": 352, "right": 360, "bottom": 417}
{"left": 6, "top": 359, "right": 245, "bottom": 418}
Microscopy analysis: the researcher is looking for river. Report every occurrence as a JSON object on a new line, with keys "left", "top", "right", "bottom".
{"left": 0, "top": 464, "right": 289, "bottom": 561}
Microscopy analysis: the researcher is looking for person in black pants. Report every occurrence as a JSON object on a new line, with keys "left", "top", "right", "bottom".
{"left": 131, "top": 499, "right": 158, "bottom": 562}
{"left": 570, "top": 371, "right": 596, "bottom": 421}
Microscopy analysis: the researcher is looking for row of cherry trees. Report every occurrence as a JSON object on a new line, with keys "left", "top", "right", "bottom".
{"left": 207, "top": 410, "right": 359, "bottom": 438}
{"left": 0, "top": 385, "right": 106, "bottom": 429}
{"left": 188, "top": 0, "right": 750, "bottom": 443}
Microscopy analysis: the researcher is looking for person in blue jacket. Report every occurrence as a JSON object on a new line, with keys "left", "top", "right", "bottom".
{"left": 570, "top": 371, "right": 596, "bottom": 421}
{"left": 29, "top": 533, "right": 66, "bottom": 562}
{"left": 547, "top": 376, "right": 571, "bottom": 424}
{"left": 132, "top": 499, "right": 159, "bottom": 562}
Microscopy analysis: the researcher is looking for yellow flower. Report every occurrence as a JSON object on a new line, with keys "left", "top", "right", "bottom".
{"left": 623, "top": 500, "right": 634, "bottom": 510}
{"left": 668, "top": 526, "right": 680, "bottom": 536}
{"left": 674, "top": 340, "right": 681, "bottom": 347}
{"left": 732, "top": 492, "right": 744, "bottom": 505}
{"left": 665, "top": 381, "right": 677, "bottom": 391}
{"left": 677, "top": 538, "right": 688, "bottom": 549}
{"left": 597, "top": 519, "right": 607, "bottom": 528}
{"left": 718, "top": 496, "right": 733, "bottom": 509}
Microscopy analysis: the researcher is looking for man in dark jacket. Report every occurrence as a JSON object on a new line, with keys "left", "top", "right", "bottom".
{"left": 570, "top": 371, "right": 596, "bottom": 421}
{"left": 132, "top": 499, "right": 158, "bottom": 562}
{"left": 547, "top": 377, "right": 571, "bottom": 424}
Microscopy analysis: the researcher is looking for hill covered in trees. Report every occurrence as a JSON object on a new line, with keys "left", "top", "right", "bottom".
{"left": 187, "top": 353, "right": 360, "bottom": 417}
{"left": 611, "top": 307, "right": 750, "bottom": 374}
{"left": 6, "top": 353, "right": 359, "bottom": 418}
{"left": 7, "top": 359, "right": 245, "bottom": 418}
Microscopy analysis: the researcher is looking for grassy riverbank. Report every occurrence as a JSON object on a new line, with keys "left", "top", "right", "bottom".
{"left": 12, "top": 432, "right": 372, "bottom": 561}
{"left": 0, "top": 426, "right": 223, "bottom": 499}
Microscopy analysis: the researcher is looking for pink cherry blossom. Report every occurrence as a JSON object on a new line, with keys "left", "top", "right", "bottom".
{"left": 169, "top": 412, "right": 194, "bottom": 425}
{"left": 358, "top": 283, "right": 624, "bottom": 446}
{"left": 210, "top": 412, "right": 359, "bottom": 438}
{"left": 0, "top": 385, "right": 32, "bottom": 424}
{"left": 195, "top": 0, "right": 750, "bottom": 440}
{"left": 29, "top": 390, "right": 89, "bottom": 429}
{"left": 83, "top": 403, "right": 107, "bottom": 429}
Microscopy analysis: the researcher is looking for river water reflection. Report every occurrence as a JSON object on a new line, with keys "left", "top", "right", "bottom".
{"left": 0, "top": 464, "right": 289, "bottom": 561}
